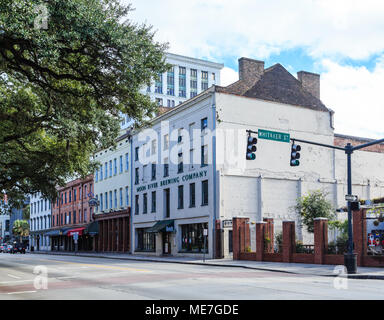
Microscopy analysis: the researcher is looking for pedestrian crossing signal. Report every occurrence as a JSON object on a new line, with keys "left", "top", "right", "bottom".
{"left": 290, "top": 143, "right": 301, "bottom": 166}
{"left": 246, "top": 135, "right": 257, "bottom": 160}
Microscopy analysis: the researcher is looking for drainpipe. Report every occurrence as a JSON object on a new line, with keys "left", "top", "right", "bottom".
{"left": 212, "top": 92, "right": 217, "bottom": 259}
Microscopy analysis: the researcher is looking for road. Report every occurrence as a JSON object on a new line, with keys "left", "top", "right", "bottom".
{"left": 0, "top": 253, "right": 384, "bottom": 300}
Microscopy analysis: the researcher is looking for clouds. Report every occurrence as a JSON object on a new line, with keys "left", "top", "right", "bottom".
{"left": 123, "top": 0, "right": 384, "bottom": 138}
{"left": 125, "top": 0, "right": 384, "bottom": 61}
{"left": 321, "top": 57, "right": 384, "bottom": 138}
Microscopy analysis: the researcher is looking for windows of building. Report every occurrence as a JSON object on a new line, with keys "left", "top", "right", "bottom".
{"left": 155, "top": 98, "right": 163, "bottom": 106}
{"left": 109, "top": 160, "right": 112, "bottom": 177}
{"left": 109, "top": 191, "right": 112, "bottom": 209}
{"left": 114, "top": 189, "right": 117, "bottom": 208}
{"left": 155, "top": 73, "right": 163, "bottom": 94}
{"left": 163, "top": 158, "right": 169, "bottom": 177}
{"left": 179, "top": 66, "right": 186, "bottom": 98}
{"left": 143, "top": 193, "right": 147, "bottom": 214}
{"left": 163, "top": 134, "right": 169, "bottom": 150}
{"left": 135, "top": 195, "right": 139, "bottom": 215}
{"left": 167, "top": 99, "right": 175, "bottom": 107}
{"left": 73, "top": 211, "right": 76, "bottom": 224}
{"left": 100, "top": 166, "right": 103, "bottom": 181}
{"left": 135, "top": 168, "right": 139, "bottom": 185}
{"left": 84, "top": 209, "right": 87, "bottom": 222}
{"left": 202, "top": 180, "right": 209, "bottom": 206}
{"left": 177, "top": 128, "right": 183, "bottom": 144}
{"left": 189, "top": 149, "right": 194, "bottom": 170}
{"left": 100, "top": 193, "right": 103, "bottom": 211}
{"left": 164, "top": 188, "right": 170, "bottom": 218}
{"left": 201, "top": 71, "right": 208, "bottom": 90}
{"left": 190, "top": 68, "right": 197, "bottom": 98}
{"left": 167, "top": 66, "right": 175, "bottom": 96}
{"left": 136, "top": 228, "right": 156, "bottom": 252}
{"left": 125, "top": 153, "right": 129, "bottom": 171}
{"left": 105, "top": 192, "right": 108, "bottom": 210}
{"left": 104, "top": 162, "right": 108, "bottom": 179}
{"left": 151, "top": 191, "right": 156, "bottom": 213}
{"left": 151, "top": 163, "right": 156, "bottom": 180}
{"left": 151, "top": 139, "right": 157, "bottom": 155}
{"left": 135, "top": 147, "right": 139, "bottom": 161}
{"left": 119, "top": 188, "right": 123, "bottom": 207}
{"left": 178, "top": 152, "right": 183, "bottom": 173}
{"left": 125, "top": 186, "right": 129, "bottom": 206}
{"left": 201, "top": 117, "right": 208, "bottom": 131}
{"left": 95, "top": 169, "right": 98, "bottom": 182}
{"left": 181, "top": 223, "right": 208, "bottom": 253}
{"left": 178, "top": 185, "right": 184, "bottom": 209}
{"left": 120, "top": 155, "right": 123, "bottom": 173}
{"left": 201, "top": 145, "right": 208, "bottom": 167}
{"left": 114, "top": 158, "right": 117, "bottom": 175}
{"left": 74, "top": 189, "right": 77, "bottom": 201}
{"left": 189, "top": 183, "right": 196, "bottom": 208}
{"left": 212, "top": 72, "right": 216, "bottom": 82}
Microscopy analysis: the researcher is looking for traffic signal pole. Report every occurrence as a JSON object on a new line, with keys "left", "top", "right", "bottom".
{"left": 246, "top": 129, "right": 384, "bottom": 274}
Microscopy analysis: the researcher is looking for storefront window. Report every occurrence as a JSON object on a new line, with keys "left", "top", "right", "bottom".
{"left": 181, "top": 223, "right": 208, "bottom": 253}
{"left": 136, "top": 229, "right": 156, "bottom": 252}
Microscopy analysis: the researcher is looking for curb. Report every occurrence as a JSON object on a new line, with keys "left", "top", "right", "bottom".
{"left": 29, "top": 251, "right": 384, "bottom": 280}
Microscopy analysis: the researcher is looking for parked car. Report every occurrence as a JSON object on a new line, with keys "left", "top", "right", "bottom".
{"left": 6, "top": 245, "right": 13, "bottom": 253}
{"left": 0, "top": 244, "right": 5, "bottom": 252}
{"left": 10, "top": 243, "right": 26, "bottom": 254}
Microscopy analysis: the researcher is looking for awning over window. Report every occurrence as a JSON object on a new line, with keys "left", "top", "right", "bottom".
{"left": 67, "top": 227, "right": 85, "bottom": 237}
{"left": 85, "top": 221, "right": 99, "bottom": 235}
{"left": 45, "top": 228, "right": 71, "bottom": 236}
{"left": 146, "top": 220, "right": 174, "bottom": 233}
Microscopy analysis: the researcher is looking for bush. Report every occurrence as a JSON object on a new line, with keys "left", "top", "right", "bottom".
{"left": 293, "top": 190, "right": 334, "bottom": 233}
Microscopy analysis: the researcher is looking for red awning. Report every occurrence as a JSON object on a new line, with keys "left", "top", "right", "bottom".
{"left": 67, "top": 227, "right": 85, "bottom": 237}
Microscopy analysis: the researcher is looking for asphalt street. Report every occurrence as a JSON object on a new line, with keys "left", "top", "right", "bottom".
{"left": 0, "top": 253, "right": 384, "bottom": 300}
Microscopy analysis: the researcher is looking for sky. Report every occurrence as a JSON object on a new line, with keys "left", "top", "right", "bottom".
{"left": 123, "top": 0, "right": 384, "bottom": 139}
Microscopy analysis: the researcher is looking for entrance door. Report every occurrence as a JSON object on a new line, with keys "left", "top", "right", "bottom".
{"left": 162, "top": 232, "right": 171, "bottom": 255}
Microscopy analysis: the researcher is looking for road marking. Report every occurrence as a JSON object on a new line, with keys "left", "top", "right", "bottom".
{"left": 35, "top": 258, "right": 150, "bottom": 272}
{"left": 7, "top": 274, "right": 21, "bottom": 279}
{"left": 0, "top": 279, "right": 34, "bottom": 284}
{"left": 7, "top": 290, "right": 36, "bottom": 295}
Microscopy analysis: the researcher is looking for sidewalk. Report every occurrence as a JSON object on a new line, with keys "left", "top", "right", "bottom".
{"left": 30, "top": 250, "right": 384, "bottom": 279}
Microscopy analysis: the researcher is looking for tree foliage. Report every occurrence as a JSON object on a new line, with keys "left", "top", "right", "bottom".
{"left": 12, "top": 219, "right": 30, "bottom": 242}
{"left": 0, "top": 0, "right": 169, "bottom": 203}
{"left": 293, "top": 189, "right": 335, "bottom": 233}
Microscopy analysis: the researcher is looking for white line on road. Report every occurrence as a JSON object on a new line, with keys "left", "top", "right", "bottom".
{"left": 7, "top": 274, "right": 21, "bottom": 279}
{"left": 7, "top": 291, "right": 37, "bottom": 295}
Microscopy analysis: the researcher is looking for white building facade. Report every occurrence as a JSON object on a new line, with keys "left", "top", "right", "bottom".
{"left": 132, "top": 57, "right": 384, "bottom": 259}
{"left": 29, "top": 193, "right": 52, "bottom": 251}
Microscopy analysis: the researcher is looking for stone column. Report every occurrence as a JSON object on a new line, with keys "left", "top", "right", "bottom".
{"left": 282, "top": 221, "right": 295, "bottom": 263}
{"left": 314, "top": 218, "right": 328, "bottom": 264}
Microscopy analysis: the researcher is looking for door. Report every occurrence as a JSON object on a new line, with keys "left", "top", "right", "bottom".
{"left": 162, "top": 232, "right": 171, "bottom": 255}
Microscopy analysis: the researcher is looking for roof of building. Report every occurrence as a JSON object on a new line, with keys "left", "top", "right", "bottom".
{"left": 215, "top": 63, "right": 330, "bottom": 112}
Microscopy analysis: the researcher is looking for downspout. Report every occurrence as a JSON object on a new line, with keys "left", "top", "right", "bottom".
{"left": 211, "top": 91, "right": 217, "bottom": 259}
{"left": 130, "top": 134, "right": 133, "bottom": 254}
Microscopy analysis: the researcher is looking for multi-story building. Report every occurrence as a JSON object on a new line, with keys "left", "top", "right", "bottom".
{"left": 120, "top": 52, "right": 224, "bottom": 132}
{"left": 93, "top": 53, "right": 224, "bottom": 252}
{"left": 48, "top": 175, "right": 95, "bottom": 251}
{"left": 131, "top": 57, "right": 384, "bottom": 259}
{"left": 29, "top": 193, "right": 52, "bottom": 251}
{"left": 93, "top": 132, "right": 131, "bottom": 252}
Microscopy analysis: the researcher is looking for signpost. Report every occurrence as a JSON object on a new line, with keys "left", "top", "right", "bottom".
{"left": 203, "top": 228, "right": 208, "bottom": 262}
{"left": 73, "top": 232, "right": 79, "bottom": 253}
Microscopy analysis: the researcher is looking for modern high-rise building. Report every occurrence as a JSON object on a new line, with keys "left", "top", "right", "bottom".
{"left": 119, "top": 52, "right": 224, "bottom": 132}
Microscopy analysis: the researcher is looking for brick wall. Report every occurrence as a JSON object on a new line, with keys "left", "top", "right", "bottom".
{"left": 335, "top": 135, "right": 384, "bottom": 153}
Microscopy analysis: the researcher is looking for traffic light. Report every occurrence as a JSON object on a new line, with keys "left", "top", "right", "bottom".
{"left": 246, "top": 134, "right": 257, "bottom": 160}
{"left": 290, "top": 143, "right": 301, "bottom": 166}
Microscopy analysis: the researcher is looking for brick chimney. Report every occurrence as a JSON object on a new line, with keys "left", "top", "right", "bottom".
{"left": 297, "top": 71, "right": 320, "bottom": 99}
{"left": 238, "top": 57, "right": 264, "bottom": 82}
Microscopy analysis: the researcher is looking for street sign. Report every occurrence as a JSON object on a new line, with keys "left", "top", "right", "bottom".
{"left": 222, "top": 220, "right": 233, "bottom": 228}
{"left": 345, "top": 195, "right": 359, "bottom": 202}
{"left": 258, "top": 129, "right": 290, "bottom": 143}
{"left": 88, "top": 197, "right": 99, "bottom": 207}
{"left": 203, "top": 229, "right": 208, "bottom": 236}
{"left": 73, "top": 232, "right": 79, "bottom": 242}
